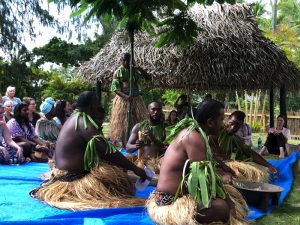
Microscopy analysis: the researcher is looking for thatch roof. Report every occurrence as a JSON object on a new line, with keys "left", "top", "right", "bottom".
{"left": 78, "top": 3, "right": 300, "bottom": 91}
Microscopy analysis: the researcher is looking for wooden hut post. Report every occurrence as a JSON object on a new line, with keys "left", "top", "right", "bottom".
{"left": 96, "top": 78, "right": 102, "bottom": 105}
{"left": 244, "top": 91, "right": 248, "bottom": 123}
{"left": 126, "top": 29, "right": 135, "bottom": 142}
{"left": 270, "top": 84, "right": 275, "bottom": 128}
{"left": 236, "top": 91, "right": 241, "bottom": 110}
{"left": 280, "top": 84, "right": 287, "bottom": 127}
{"left": 249, "top": 92, "right": 254, "bottom": 126}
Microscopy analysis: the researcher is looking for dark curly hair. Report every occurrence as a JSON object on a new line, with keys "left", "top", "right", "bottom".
{"left": 55, "top": 100, "right": 67, "bottom": 125}
{"left": 13, "top": 103, "right": 32, "bottom": 136}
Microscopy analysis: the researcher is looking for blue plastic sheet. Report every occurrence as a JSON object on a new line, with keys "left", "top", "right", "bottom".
{"left": 0, "top": 152, "right": 299, "bottom": 224}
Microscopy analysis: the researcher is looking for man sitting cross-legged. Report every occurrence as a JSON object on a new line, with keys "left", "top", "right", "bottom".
{"left": 30, "top": 91, "right": 147, "bottom": 210}
{"left": 126, "top": 101, "right": 166, "bottom": 174}
{"left": 146, "top": 100, "right": 248, "bottom": 225}
{"left": 209, "top": 110, "right": 278, "bottom": 183}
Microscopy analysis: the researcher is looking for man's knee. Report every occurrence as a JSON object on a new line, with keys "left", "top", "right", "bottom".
{"left": 211, "top": 199, "right": 230, "bottom": 221}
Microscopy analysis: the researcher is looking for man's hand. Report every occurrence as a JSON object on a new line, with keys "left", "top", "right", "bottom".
{"left": 1, "top": 148, "right": 10, "bottom": 163}
{"left": 143, "top": 129, "right": 155, "bottom": 141}
{"left": 125, "top": 95, "right": 133, "bottom": 102}
{"left": 268, "top": 165, "right": 279, "bottom": 178}
{"left": 136, "top": 140, "right": 144, "bottom": 149}
{"left": 222, "top": 173, "right": 233, "bottom": 184}
{"left": 15, "top": 147, "right": 24, "bottom": 163}
{"left": 133, "top": 166, "right": 147, "bottom": 182}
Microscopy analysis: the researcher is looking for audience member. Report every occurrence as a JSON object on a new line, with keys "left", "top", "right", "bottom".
{"left": 174, "top": 94, "right": 191, "bottom": 119}
{"left": 2, "top": 86, "right": 21, "bottom": 111}
{"left": 3, "top": 101, "right": 13, "bottom": 123}
{"left": 65, "top": 101, "right": 73, "bottom": 117}
{"left": 165, "top": 110, "right": 179, "bottom": 127}
{"left": 36, "top": 97, "right": 60, "bottom": 143}
{"left": 259, "top": 115, "right": 291, "bottom": 158}
{"left": 54, "top": 100, "right": 68, "bottom": 127}
{"left": 0, "top": 103, "right": 26, "bottom": 164}
{"left": 23, "top": 97, "right": 40, "bottom": 127}
{"left": 233, "top": 111, "right": 252, "bottom": 146}
{"left": 6, "top": 103, "right": 50, "bottom": 162}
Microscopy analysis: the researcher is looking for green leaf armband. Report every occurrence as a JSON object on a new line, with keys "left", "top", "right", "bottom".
{"left": 84, "top": 135, "right": 118, "bottom": 171}
{"left": 111, "top": 79, "right": 120, "bottom": 92}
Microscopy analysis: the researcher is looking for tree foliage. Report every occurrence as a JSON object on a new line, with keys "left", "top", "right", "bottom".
{"left": 50, "top": 0, "right": 236, "bottom": 48}
{"left": 256, "top": 0, "right": 300, "bottom": 67}
{"left": 0, "top": 0, "right": 60, "bottom": 55}
{"left": 32, "top": 15, "right": 116, "bottom": 67}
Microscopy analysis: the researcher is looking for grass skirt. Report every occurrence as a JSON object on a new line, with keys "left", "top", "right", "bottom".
{"left": 31, "top": 162, "right": 145, "bottom": 210}
{"left": 225, "top": 161, "right": 269, "bottom": 183}
{"left": 110, "top": 95, "right": 147, "bottom": 143}
{"left": 135, "top": 156, "right": 163, "bottom": 174}
{"left": 146, "top": 185, "right": 248, "bottom": 225}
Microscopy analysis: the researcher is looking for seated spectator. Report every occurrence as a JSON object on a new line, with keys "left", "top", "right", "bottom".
{"left": 36, "top": 97, "right": 61, "bottom": 143}
{"left": 23, "top": 97, "right": 40, "bottom": 127}
{"left": 174, "top": 94, "right": 191, "bottom": 119}
{"left": 54, "top": 100, "right": 69, "bottom": 127}
{"left": 2, "top": 86, "right": 21, "bottom": 111}
{"left": 259, "top": 115, "right": 291, "bottom": 158}
{"left": 234, "top": 111, "right": 252, "bottom": 146}
{"left": 6, "top": 103, "right": 50, "bottom": 162}
{"left": 165, "top": 110, "right": 179, "bottom": 127}
{"left": 3, "top": 101, "right": 13, "bottom": 123}
{"left": 0, "top": 103, "right": 26, "bottom": 164}
{"left": 65, "top": 101, "right": 74, "bottom": 117}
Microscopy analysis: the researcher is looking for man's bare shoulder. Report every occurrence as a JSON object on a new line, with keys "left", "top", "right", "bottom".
{"left": 174, "top": 128, "right": 205, "bottom": 147}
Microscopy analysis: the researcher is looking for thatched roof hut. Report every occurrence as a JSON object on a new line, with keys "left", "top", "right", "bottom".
{"left": 78, "top": 3, "right": 300, "bottom": 91}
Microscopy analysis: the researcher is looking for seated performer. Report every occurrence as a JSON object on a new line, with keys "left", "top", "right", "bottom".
{"left": 209, "top": 110, "right": 278, "bottom": 182}
{"left": 126, "top": 101, "right": 166, "bottom": 173}
{"left": 126, "top": 101, "right": 165, "bottom": 157}
{"left": 259, "top": 115, "right": 291, "bottom": 158}
{"left": 30, "top": 91, "right": 147, "bottom": 210}
{"left": 147, "top": 100, "right": 248, "bottom": 225}
{"left": 110, "top": 53, "right": 148, "bottom": 147}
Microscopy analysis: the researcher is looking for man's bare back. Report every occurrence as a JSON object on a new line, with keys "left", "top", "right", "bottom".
{"left": 55, "top": 115, "right": 97, "bottom": 172}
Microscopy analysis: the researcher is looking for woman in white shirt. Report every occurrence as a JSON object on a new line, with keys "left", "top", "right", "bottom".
{"left": 259, "top": 115, "right": 291, "bottom": 158}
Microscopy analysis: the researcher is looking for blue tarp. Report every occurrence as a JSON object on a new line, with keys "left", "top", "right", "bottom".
{"left": 0, "top": 152, "right": 299, "bottom": 225}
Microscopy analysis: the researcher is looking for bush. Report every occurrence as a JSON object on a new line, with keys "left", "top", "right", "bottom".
{"left": 251, "top": 122, "right": 262, "bottom": 133}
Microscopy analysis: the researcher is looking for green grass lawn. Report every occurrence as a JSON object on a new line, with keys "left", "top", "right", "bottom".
{"left": 257, "top": 159, "right": 300, "bottom": 225}
{"left": 252, "top": 132, "right": 300, "bottom": 148}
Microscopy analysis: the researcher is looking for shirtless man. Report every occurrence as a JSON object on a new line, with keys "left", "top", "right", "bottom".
{"left": 55, "top": 91, "right": 147, "bottom": 176}
{"left": 126, "top": 101, "right": 165, "bottom": 158}
{"left": 211, "top": 111, "right": 278, "bottom": 175}
{"left": 31, "top": 91, "right": 147, "bottom": 210}
{"left": 147, "top": 99, "right": 237, "bottom": 224}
